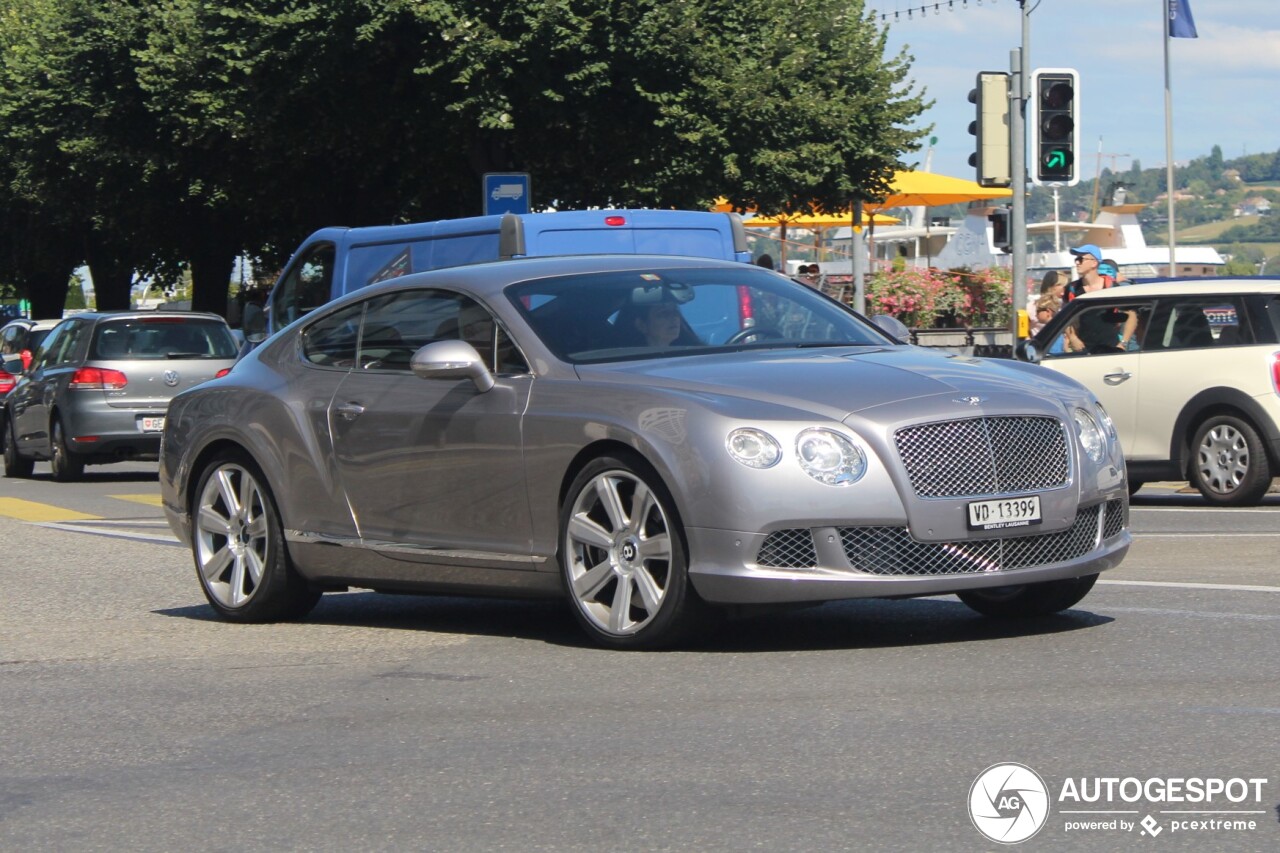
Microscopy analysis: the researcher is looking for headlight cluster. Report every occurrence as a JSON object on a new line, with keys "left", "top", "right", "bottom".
{"left": 1073, "top": 407, "right": 1107, "bottom": 464}
{"left": 726, "top": 427, "right": 867, "bottom": 486}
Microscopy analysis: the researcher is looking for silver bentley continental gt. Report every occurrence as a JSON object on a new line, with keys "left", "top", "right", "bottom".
{"left": 160, "top": 255, "right": 1130, "bottom": 649}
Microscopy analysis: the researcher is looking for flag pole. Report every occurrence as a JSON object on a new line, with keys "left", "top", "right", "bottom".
{"left": 1163, "top": 0, "right": 1178, "bottom": 275}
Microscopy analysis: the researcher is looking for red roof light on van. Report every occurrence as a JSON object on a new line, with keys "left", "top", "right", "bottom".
{"left": 604, "top": 216, "right": 626, "bottom": 227}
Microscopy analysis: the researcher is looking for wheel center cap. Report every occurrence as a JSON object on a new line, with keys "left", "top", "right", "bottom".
{"left": 618, "top": 537, "right": 640, "bottom": 568}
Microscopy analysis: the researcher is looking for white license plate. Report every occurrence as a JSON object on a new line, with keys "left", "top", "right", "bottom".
{"left": 139, "top": 416, "right": 166, "bottom": 433}
{"left": 967, "top": 495, "right": 1042, "bottom": 530}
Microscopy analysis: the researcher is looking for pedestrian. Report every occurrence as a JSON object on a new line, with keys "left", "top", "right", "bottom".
{"left": 1063, "top": 244, "right": 1110, "bottom": 304}
{"left": 1032, "top": 270, "right": 1069, "bottom": 331}
{"left": 755, "top": 253, "right": 775, "bottom": 270}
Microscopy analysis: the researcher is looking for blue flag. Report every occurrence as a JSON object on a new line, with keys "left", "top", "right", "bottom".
{"left": 1168, "top": 0, "right": 1198, "bottom": 38}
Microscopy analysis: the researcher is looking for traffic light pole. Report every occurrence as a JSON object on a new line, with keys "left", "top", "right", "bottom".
{"left": 1009, "top": 46, "right": 1026, "bottom": 348}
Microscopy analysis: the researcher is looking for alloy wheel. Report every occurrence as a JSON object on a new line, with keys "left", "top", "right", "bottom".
{"left": 195, "top": 463, "right": 271, "bottom": 609}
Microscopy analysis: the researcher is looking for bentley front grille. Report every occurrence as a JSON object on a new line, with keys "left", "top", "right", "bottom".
{"left": 894, "top": 416, "right": 1069, "bottom": 498}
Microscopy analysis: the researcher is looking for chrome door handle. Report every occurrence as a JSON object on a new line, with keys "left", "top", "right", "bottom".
{"left": 335, "top": 402, "right": 366, "bottom": 421}
{"left": 1103, "top": 370, "right": 1131, "bottom": 385}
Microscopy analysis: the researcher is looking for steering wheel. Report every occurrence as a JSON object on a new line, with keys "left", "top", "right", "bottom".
{"left": 723, "top": 326, "right": 783, "bottom": 345}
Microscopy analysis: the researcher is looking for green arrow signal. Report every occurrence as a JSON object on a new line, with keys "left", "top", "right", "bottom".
{"left": 1046, "top": 150, "right": 1068, "bottom": 169}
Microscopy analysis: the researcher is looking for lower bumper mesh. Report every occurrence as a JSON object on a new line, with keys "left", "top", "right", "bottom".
{"left": 754, "top": 500, "right": 1128, "bottom": 575}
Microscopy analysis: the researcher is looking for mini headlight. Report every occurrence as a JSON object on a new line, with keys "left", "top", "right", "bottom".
{"left": 726, "top": 428, "right": 782, "bottom": 469}
{"left": 795, "top": 428, "right": 866, "bottom": 486}
{"left": 1073, "top": 407, "right": 1105, "bottom": 464}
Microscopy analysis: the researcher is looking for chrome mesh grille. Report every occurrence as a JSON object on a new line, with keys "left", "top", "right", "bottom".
{"left": 1103, "top": 499, "right": 1127, "bottom": 539}
{"left": 757, "top": 529, "right": 818, "bottom": 569}
{"left": 838, "top": 505, "right": 1101, "bottom": 577}
{"left": 894, "top": 416, "right": 1069, "bottom": 498}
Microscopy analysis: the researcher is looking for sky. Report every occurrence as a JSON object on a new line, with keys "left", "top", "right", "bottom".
{"left": 876, "top": 0, "right": 1280, "bottom": 180}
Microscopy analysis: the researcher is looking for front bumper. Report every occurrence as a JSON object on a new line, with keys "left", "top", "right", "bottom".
{"left": 687, "top": 499, "right": 1130, "bottom": 605}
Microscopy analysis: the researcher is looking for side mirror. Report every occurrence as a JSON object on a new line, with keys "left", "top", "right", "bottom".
{"left": 1, "top": 354, "right": 25, "bottom": 377}
{"left": 871, "top": 314, "right": 912, "bottom": 344}
{"left": 242, "top": 304, "right": 268, "bottom": 344}
{"left": 1016, "top": 340, "right": 1041, "bottom": 364}
{"left": 410, "top": 340, "right": 494, "bottom": 392}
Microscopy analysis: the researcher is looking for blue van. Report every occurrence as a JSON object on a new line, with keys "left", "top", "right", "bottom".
{"left": 265, "top": 209, "right": 751, "bottom": 333}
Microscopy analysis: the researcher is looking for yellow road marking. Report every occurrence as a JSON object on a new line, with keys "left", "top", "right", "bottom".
{"left": 0, "top": 497, "right": 100, "bottom": 522}
{"left": 109, "top": 494, "right": 163, "bottom": 508}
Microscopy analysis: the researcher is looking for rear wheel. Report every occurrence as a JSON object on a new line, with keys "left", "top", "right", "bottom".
{"left": 958, "top": 574, "right": 1098, "bottom": 618}
{"left": 1126, "top": 480, "right": 1143, "bottom": 497}
{"left": 1189, "top": 415, "right": 1271, "bottom": 506}
{"left": 50, "top": 417, "right": 84, "bottom": 482}
{"left": 192, "top": 451, "right": 320, "bottom": 622}
{"left": 560, "top": 455, "right": 709, "bottom": 649}
{"left": 3, "top": 418, "right": 34, "bottom": 478}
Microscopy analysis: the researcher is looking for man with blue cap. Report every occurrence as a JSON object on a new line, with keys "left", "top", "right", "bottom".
{"left": 1063, "top": 243, "right": 1108, "bottom": 305}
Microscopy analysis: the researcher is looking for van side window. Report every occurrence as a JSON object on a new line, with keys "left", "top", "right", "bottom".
{"left": 272, "top": 244, "right": 336, "bottom": 332}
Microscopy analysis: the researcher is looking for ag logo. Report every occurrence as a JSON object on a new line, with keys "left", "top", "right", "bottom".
{"left": 969, "top": 763, "right": 1050, "bottom": 844}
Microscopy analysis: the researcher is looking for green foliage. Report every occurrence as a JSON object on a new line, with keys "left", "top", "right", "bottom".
{"left": 864, "top": 266, "right": 1011, "bottom": 329}
{"left": 63, "top": 272, "right": 86, "bottom": 309}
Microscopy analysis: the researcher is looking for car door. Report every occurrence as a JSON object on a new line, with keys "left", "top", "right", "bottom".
{"left": 1038, "top": 299, "right": 1152, "bottom": 457}
{"left": 328, "top": 288, "right": 535, "bottom": 568}
{"left": 10, "top": 319, "right": 89, "bottom": 455}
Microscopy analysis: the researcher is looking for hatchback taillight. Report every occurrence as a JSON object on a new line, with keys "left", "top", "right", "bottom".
{"left": 215, "top": 368, "right": 231, "bottom": 379}
{"left": 1273, "top": 352, "right": 1280, "bottom": 395}
{"left": 69, "top": 367, "right": 128, "bottom": 390}
{"left": 0, "top": 371, "right": 14, "bottom": 394}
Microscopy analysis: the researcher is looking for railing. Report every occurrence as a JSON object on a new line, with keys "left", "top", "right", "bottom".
{"left": 909, "top": 327, "right": 1014, "bottom": 359}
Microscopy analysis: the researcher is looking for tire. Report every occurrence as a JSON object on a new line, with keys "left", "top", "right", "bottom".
{"left": 957, "top": 574, "right": 1098, "bottom": 618}
{"left": 49, "top": 417, "right": 85, "bottom": 482}
{"left": 1127, "top": 480, "right": 1143, "bottom": 497}
{"left": 559, "top": 454, "right": 709, "bottom": 649}
{"left": 192, "top": 451, "right": 320, "bottom": 622}
{"left": 1189, "top": 415, "right": 1272, "bottom": 507}
{"left": 3, "top": 418, "right": 34, "bottom": 478}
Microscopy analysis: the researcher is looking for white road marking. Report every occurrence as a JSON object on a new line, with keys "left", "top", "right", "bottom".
{"left": 1100, "top": 579, "right": 1280, "bottom": 594}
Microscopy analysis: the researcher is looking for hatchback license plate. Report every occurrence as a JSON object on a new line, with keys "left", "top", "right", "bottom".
{"left": 139, "top": 416, "right": 166, "bottom": 433}
{"left": 967, "top": 495, "right": 1041, "bottom": 530}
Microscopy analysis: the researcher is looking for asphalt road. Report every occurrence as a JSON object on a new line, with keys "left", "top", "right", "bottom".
{"left": 2, "top": 462, "right": 1279, "bottom": 851}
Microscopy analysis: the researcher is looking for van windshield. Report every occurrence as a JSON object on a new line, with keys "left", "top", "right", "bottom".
{"left": 508, "top": 266, "right": 890, "bottom": 364}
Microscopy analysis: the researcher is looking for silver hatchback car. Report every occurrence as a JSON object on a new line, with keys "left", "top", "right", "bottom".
{"left": 3, "top": 311, "right": 239, "bottom": 480}
{"left": 159, "top": 256, "right": 1130, "bottom": 649}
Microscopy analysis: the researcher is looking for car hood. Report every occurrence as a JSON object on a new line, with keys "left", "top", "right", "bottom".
{"left": 577, "top": 346, "right": 1077, "bottom": 419}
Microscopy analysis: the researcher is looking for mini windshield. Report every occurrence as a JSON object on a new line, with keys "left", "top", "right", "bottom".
{"left": 508, "top": 266, "right": 891, "bottom": 363}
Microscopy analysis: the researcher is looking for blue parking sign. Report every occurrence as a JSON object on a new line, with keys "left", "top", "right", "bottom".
{"left": 483, "top": 173, "right": 531, "bottom": 215}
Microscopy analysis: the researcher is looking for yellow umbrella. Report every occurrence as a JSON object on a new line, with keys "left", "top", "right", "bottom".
{"left": 867, "top": 170, "right": 1012, "bottom": 211}
{"left": 742, "top": 211, "right": 900, "bottom": 228}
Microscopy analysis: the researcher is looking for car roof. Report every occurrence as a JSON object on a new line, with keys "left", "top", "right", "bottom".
{"left": 61, "top": 310, "right": 231, "bottom": 324}
{"left": 1074, "top": 278, "right": 1280, "bottom": 300}
{"left": 2, "top": 317, "right": 62, "bottom": 331}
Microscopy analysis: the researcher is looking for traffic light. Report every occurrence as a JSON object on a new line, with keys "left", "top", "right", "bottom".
{"left": 989, "top": 207, "right": 1011, "bottom": 253}
{"left": 1031, "top": 68, "right": 1079, "bottom": 186}
{"left": 967, "top": 71, "right": 1011, "bottom": 188}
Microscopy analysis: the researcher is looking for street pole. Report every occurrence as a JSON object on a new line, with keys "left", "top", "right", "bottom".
{"left": 1009, "top": 45, "right": 1026, "bottom": 347}
{"left": 852, "top": 199, "right": 866, "bottom": 314}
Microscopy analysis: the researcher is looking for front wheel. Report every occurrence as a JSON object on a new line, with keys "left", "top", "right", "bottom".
{"left": 559, "top": 455, "right": 708, "bottom": 649}
{"left": 192, "top": 451, "right": 320, "bottom": 622}
{"left": 1189, "top": 415, "right": 1272, "bottom": 506}
{"left": 50, "top": 417, "right": 84, "bottom": 482}
{"left": 957, "top": 574, "right": 1098, "bottom": 618}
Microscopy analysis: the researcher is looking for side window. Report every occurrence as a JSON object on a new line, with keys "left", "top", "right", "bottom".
{"left": 353, "top": 289, "right": 528, "bottom": 375}
{"left": 1044, "top": 303, "right": 1149, "bottom": 357}
{"left": 271, "top": 243, "right": 336, "bottom": 331}
{"left": 1147, "top": 297, "right": 1250, "bottom": 351}
{"left": 302, "top": 302, "right": 365, "bottom": 369}
{"left": 0, "top": 325, "right": 17, "bottom": 356}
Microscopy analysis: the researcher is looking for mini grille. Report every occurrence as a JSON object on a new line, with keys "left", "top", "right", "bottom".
{"left": 838, "top": 505, "right": 1101, "bottom": 577}
{"left": 756, "top": 529, "right": 818, "bottom": 569}
{"left": 1103, "top": 498, "right": 1127, "bottom": 539}
{"left": 894, "top": 416, "right": 1069, "bottom": 498}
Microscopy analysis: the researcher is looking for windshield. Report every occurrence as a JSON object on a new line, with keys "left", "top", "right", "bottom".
{"left": 508, "top": 266, "right": 891, "bottom": 363}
